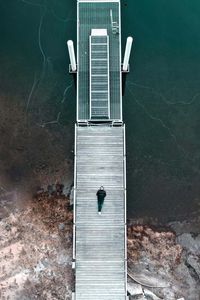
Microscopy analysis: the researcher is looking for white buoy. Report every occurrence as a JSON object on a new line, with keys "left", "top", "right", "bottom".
{"left": 122, "top": 36, "right": 133, "bottom": 71}
{"left": 67, "top": 40, "right": 76, "bottom": 72}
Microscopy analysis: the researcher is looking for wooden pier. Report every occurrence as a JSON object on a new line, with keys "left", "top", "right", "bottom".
{"left": 72, "top": 0, "right": 128, "bottom": 299}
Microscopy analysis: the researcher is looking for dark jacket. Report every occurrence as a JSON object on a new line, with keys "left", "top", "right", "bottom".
{"left": 96, "top": 189, "right": 106, "bottom": 201}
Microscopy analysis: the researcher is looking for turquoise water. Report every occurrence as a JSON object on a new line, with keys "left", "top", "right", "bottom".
{"left": 123, "top": 0, "right": 200, "bottom": 220}
{"left": 1, "top": 0, "right": 200, "bottom": 221}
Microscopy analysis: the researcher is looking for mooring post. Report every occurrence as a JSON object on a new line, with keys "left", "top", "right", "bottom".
{"left": 67, "top": 40, "right": 77, "bottom": 88}
{"left": 122, "top": 36, "right": 133, "bottom": 96}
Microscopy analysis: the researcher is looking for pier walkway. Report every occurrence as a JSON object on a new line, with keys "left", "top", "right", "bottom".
{"left": 74, "top": 125, "right": 126, "bottom": 299}
{"left": 72, "top": 0, "right": 127, "bottom": 299}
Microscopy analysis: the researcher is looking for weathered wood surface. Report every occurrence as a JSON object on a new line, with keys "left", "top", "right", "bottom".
{"left": 74, "top": 125, "right": 126, "bottom": 300}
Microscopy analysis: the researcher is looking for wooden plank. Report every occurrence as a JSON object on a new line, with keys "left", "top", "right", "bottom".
{"left": 75, "top": 126, "right": 126, "bottom": 299}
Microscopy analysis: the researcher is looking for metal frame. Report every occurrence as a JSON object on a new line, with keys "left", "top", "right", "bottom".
{"left": 77, "top": 0, "right": 122, "bottom": 123}
{"left": 119, "top": 0, "right": 123, "bottom": 121}
{"left": 78, "top": 0, "right": 120, "bottom": 2}
{"left": 123, "top": 124, "right": 127, "bottom": 296}
{"left": 76, "top": 2, "right": 80, "bottom": 122}
{"left": 73, "top": 124, "right": 77, "bottom": 262}
{"left": 89, "top": 35, "right": 92, "bottom": 119}
{"left": 107, "top": 35, "right": 111, "bottom": 119}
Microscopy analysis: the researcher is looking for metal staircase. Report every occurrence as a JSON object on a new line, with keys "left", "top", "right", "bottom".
{"left": 90, "top": 30, "right": 110, "bottom": 119}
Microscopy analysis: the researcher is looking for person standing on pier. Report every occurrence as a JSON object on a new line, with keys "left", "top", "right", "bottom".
{"left": 96, "top": 186, "right": 106, "bottom": 215}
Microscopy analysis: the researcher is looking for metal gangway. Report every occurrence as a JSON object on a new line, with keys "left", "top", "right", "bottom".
{"left": 67, "top": 1, "right": 133, "bottom": 299}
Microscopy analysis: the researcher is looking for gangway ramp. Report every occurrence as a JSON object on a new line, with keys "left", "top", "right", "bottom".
{"left": 90, "top": 29, "right": 110, "bottom": 119}
{"left": 74, "top": 125, "right": 127, "bottom": 299}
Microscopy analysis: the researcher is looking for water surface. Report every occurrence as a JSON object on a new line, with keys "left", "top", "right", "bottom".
{"left": 1, "top": 0, "right": 200, "bottom": 221}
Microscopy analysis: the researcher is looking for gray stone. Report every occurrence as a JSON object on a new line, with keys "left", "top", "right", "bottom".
{"left": 59, "top": 223, "right": 65, "bottom": 230}
{"left": 187, "top": 254, "right": 200, "bottom": 278}
{"left": 177, "top": 233, "right": 200, "bottom": 254}
{"left": 127, "top": 281, "right": 143, "bottom": 296}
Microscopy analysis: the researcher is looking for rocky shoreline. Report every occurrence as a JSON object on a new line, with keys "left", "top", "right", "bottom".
{"left": 127, "top": 221, "right": 200, "bottom": 299}
{"left": 0, "top": 192, "right": 74, "bottom": 300}
{"left": 0, "top": 191, "right": 200, "bottom": 299}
